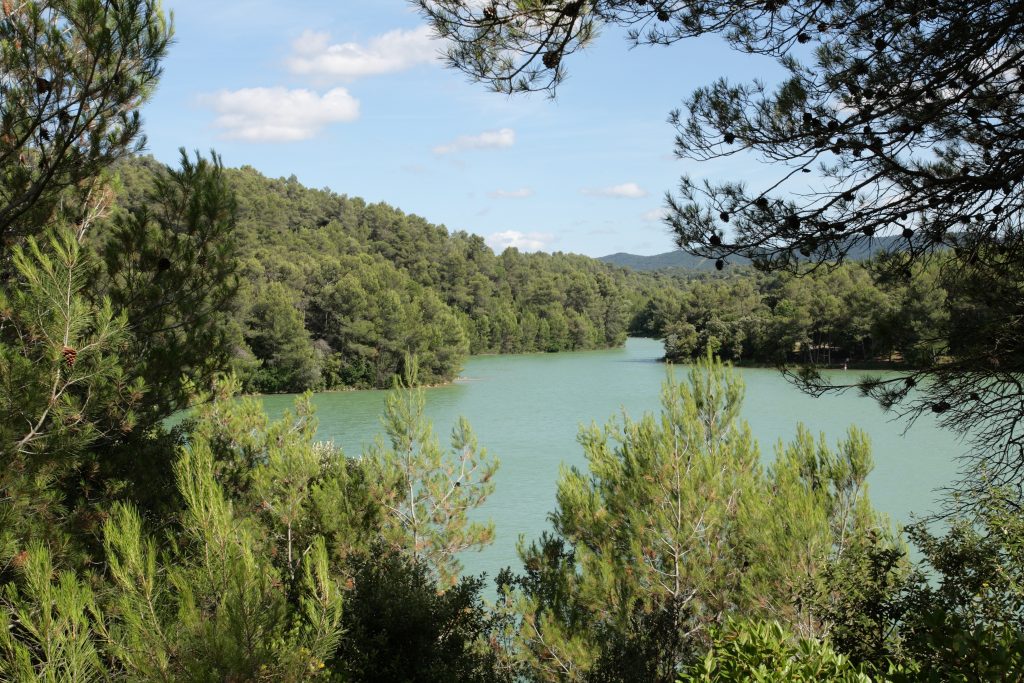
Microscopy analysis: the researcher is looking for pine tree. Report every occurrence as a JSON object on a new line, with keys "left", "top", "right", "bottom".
{"left": 366, "top": 357, "right": 499, "bottom": 585}
{"left": 0, "top": 426, "right": 346, "bottom": 682}
{"left": 0, "top": 227, "right": 141, "bottom": 555}
{"left": 100, "top": 149, "right": 240, "bottom": 425}
{"left": 498, "top": 354, "right": 891, "bottom": 681}
{"left": 0, "top": 0, "right": 170, "bottom": 247}
{"left": 0, "top": 541, "right": 106, "bottom": 682}
{"left": 0, "top": 152, "right": 241, "bottom": 562}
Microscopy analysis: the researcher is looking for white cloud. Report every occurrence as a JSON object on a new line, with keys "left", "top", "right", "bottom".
{"left": 489, "top": 188, "right": 534, "bottom": 199}
{"left": 642, "top": 207, "right": 669, "bottom": 222}
{"left": 287, "top": 26, "right": 439, "bottom": 80}
{"left": 581, "top": 182, "right": 649, "bottom": 199}
{"left": 201, "top": 87, "right": 360, "bottom": 142}
{"left": 433, "top": 128, "right": 516, "bottom": 155}
{"left": 486, "top": 230, "right": 554, "bottom": 252}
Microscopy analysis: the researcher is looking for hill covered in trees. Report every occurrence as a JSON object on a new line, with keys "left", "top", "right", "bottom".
{"left": 110, "top": 150, "right": 954, "bottom": 396}
{"left": 112, "top": 158, "right": 680, "bottom": 393}
{"left": 600, "top": 236, "right": 914, "bottom": 273}
{"left": 599, "top": 250, "right": 729, "bottom": 271}
{"left": 108, "top": 160, "right": 945, "bottom": 397}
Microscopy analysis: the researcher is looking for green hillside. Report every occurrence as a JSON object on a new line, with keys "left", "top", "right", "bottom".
{"left": 599, "top": 250, "right": 739, "bottom": 271}
{"left": 111, "top": 157, "right": 677, "bottom": 392}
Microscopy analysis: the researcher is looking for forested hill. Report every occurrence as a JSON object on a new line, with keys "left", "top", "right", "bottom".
{"left": 599, "top": 251, "right": 734, "bottom": 271}
{"left": 112, "top": 157, "right": 676, "bottom": 393}
{"left": 601, "top": 236, "right": 910, "bottom": 272}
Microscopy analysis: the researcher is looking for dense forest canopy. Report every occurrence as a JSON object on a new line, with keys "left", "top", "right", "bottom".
{"left": 110, "top": 157, "right": 691, "bottom": 392}
{"left": 635, "top": 259, "right": 950, "bottom": 369}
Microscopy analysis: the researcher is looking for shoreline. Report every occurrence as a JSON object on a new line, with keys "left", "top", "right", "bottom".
{"left": 242, "top": 340, "right": 640, "bottom": 397}
{"left": 242, "top": 339, "right": 924, "bottom": 398}
{"left": 664, "top": 358, "right": 919, "bottom": 372}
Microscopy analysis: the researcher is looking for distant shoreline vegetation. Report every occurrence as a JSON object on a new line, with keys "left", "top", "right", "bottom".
{"left": 629, "top": 259, "right": 951, "bottom": 372}
{"left": 662, "top": 355, "right": 928, "bottom": 372}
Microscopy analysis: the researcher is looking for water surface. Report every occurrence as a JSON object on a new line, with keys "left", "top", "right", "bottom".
{"left": 260, "top": 338, "right": 962, "bottom": 581}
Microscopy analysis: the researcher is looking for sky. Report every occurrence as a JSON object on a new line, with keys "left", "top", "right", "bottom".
{"left": 140, "top": 0, "right": 785, "bottom": 257}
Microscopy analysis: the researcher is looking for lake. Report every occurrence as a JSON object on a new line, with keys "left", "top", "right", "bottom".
{"left": 260, "top": 337, "right": 963, "bottom": 582}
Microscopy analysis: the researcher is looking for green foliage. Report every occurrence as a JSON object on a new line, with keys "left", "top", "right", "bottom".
{"left": 894, "top": 489, "right": 1024, "bottom": 681}
{"left": 805, "top": 533, "right": 908, "bottom": 669}
{"left": 366, "top": 359, "right": 499, "bottom": 585}
{"left": 0, "top": 227, "right": 140, "bottom": 556}
{"left": 187, "top": 379, "right": 506, "bottom": 681}
{"left": 99, "top": 149, "right": 240, "bottom": 423}
{"left": 798, "top": 485, "right": 1024, "bottom": 681}
{"left": 0, "top": 229, "right": 136, "bottom": 458}
{"left": 0, "top": 151, "right": 239, "bottom": 565}
{"left": 0, "top": 542, "right": 106, "bottom": 682}
{"left": 245, "top": 281, "right": 322, "bottom": 393}
{"left": 334, "top": 548, "right": 512, "bottom": 683}
{"left": 305, "top": 252, "right": 468, "bottom": 389}
{"left": 99, "top": 454, "right": 343, "bottom": 682}
{"left": 0, "top": 439, "right": 344, "bottom": 682}
{"left": 647, "top": 262, "right": 946, "bottom": 368}
{"left": 740, "top": 423, "right": 892, "bottom": 639}
{"left": 671, "top": 490, "right": 1024, "bottom": 683}
{"left": 680, "top": 619, "right": 877, "bottom": 683}
{"left": 186, "top": 377, "right": 384, "bottom": 571}
{"left": 499, "top": 353, "right": 891, "bottom": 681}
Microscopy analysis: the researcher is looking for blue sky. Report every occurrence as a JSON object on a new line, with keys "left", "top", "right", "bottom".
{"left": 141, "top": 0, "right": 783, "bottom": 257}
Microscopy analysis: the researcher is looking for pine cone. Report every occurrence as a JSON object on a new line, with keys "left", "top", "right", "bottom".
{"left": 11, "top": 550, "right": 28, "bottom": 569}
{"left": 62, "top": 345, "right": 77, "bottom": 368}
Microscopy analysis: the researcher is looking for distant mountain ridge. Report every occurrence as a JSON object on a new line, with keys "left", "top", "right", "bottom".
{"left": 600, "top": 236, "right": 911, "bottom": 272}
{"left": 598, "top": 251, "right": 725, "bottom": 272}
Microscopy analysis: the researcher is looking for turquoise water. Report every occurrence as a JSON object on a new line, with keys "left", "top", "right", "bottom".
{"left": 260, "top": 338, "right": 962, "bottom": 582}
